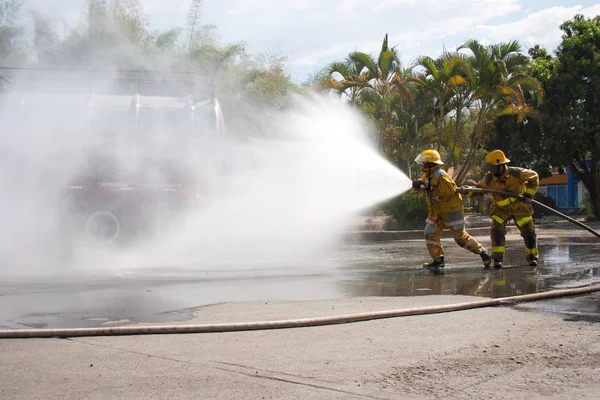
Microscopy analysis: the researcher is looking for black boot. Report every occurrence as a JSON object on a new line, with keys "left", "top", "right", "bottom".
{"left": 480, "top": 251, "right": 491, "bottom": 268}
{"left": 423, "top": 256, "right": 444, "bottom": 270}
{"left": 527, "top": 255, "right": 539, "bottom": 266}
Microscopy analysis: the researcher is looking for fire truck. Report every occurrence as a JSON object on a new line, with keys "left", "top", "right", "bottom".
{"left": 0, "top": 67, "right": 227, "bottom": 247}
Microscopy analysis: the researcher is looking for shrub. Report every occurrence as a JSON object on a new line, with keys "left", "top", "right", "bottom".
{"left": 379, "top": 192, "right": 428, "bottom": 230}
{"left": 580, "top": 200, "right": 597, "bottom": 221}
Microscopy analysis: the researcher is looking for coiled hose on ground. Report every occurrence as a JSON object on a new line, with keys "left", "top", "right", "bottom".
{"left": 1, "top": 284, "right": 599, "bottom": 339}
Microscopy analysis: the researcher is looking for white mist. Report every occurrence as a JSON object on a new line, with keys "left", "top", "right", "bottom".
{"left": 0, "top": 88, "right": 410, "bottom": 278}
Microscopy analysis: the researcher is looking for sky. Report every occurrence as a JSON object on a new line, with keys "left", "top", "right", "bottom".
{"left": 21, "top": 0, "right": 600, "bottom": 82}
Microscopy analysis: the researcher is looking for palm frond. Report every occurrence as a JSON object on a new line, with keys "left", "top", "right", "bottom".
{"left": 348, "top": 51, "right": 378, "bottom": 78}
{"left": 378, "top": 49, "right": 398, "bottom": 81}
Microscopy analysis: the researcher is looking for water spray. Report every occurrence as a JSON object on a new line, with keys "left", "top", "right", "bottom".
{"left": 460, "top": 187, "right": 600, "bottom": 239}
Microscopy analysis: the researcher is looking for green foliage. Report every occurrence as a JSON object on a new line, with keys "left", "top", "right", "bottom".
{"left": 379, "top": 192, "right": 428, "bottom": 230}
{"left": 452, "top": 39, "right": 543, "bottom": 185}
{"left": 186, "top": 0, "right": 202, "bottom": 50}
{"left": 31, "top": 10, "right": 60, "bottom": 65}
{"left": 0, "top": 0, "right": 299, "bottom": 139}
{"left": 322, "top": 34, "right": 413, "bottom": 165}
{"left": 3, "top": 2, "right": 600, "bottom": 221}
{"left": 486, "top": 116, "right": 551, "bottom": 179}
{"left": 581, "top": 200, "right": 597, "bottom": 221}
{"left": 533, "top": 14, "right": 600, "bottom": 219}
{"left": 0, "top": 0, "right": 25, "bottom": 64}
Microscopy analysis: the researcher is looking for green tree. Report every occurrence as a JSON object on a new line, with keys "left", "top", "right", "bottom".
{"left": 453, "top": 39, "right": 543, "bottom": 185}
{"left": 186, "top": 0, "right": 202, "bottom": 51}
{"left": 541, "top": 15, "right": 600, "bottom": 218}
{"left": 324, "top": 54, "right": 371, "bottom": 106}
{"left": 387, "top": 82, "right": 436, "bottom": 177}
{"left": 485, "top": 44, "right": 555, "bottom": 178}
{"left": 323, "top": 34, "right": 413, "bottom": 158}
{"left": 411, "top": 53, "right": 472, "bottom": 169}
{"left": 299, "top": 66, "right": 330, "bottom": 93}
{"left": 31, "top": 11, "right": 60, "bottom": 65}
{"left": 0, "top": 0, "right": 25, "bottom": 64}
{"left": 59, "top": 0, "right": 154, "bottom": 68}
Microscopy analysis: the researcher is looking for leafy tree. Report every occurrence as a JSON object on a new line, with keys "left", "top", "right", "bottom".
{"left": 324, "top": 55, "right": 368, "bottom": 106}
{"left": 187, "top": 0, "right": 202, "bottom": 51}
{"left": 0, "top": 0, "right": 25, "bottom": 64}
{"left": 486, "top": 115, "right": 551, "bottom": 178}
{"left": 323, "top": 34, "right": 413, "bottom": 158}
{"left": 299, "top": 66, "right": 330, "bottom": 93}
{"left": 453, "top": 39, "right": 543, "bottom": 185}
{"left": 387, "top": 83, "right": 436, "bottom": 177}
{"left": 31, "top": 11, "right": 60, "bottom": 65}
{"left": 410, "top": 53, "right": 472, "bottom": 169}
{"left": 485, "top": 45, "right": 555, "bottom": 178}
{"left": 540, "top": 14, "right": 600, "bottom": 219}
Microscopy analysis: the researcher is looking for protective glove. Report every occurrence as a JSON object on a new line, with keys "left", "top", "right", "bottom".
{"left": 456, "top": 186, "right": 472, "bottom": 195}
{"left": 412, "top": 180, "right": 422, "bottom": 189}
{"left": 522, "top": 193, "right": 533, "bottom": 203}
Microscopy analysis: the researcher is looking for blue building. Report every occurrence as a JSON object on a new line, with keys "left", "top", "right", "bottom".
{"left": 538, "top": 166, "right": 584, "bottom": 214}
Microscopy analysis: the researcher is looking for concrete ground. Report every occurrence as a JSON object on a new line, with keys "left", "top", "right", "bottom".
{"left": 1, "top": 294, "right": 599, "bottom": 400}
{"left": 1, "top": 224, "right": 599, "bottom": 399}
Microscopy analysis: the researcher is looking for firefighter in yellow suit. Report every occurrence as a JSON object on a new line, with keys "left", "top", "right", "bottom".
{"left": 411, "top": 149, "right": 492, "bottom": 270}
{"left": 459, "top": 150, "right": 539, "bottom": 268}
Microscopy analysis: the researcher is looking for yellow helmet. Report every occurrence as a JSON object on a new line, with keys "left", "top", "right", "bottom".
{"left": 415, "top": 149, "right": 444, "bottom": 165}
{"left": 485, "top": 149, "right": 510, "bottom": 166}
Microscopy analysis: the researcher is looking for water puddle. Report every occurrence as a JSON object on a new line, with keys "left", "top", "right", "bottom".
{"left": 340, "top": 237, "right": 600, "bottom": 298}
{"left": 338, "top": 236, "right": 600, "bottom": 322}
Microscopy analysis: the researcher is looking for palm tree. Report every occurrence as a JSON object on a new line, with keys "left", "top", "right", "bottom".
{"left": 411, "top": 53, "right": 473, "bottom": 169}
{"left": 323, "top": 57, "right": 367, "bottom": 106}
{"left": 453, "top": 39, "right": 543, "bottom": 185}
{"left": 323, "top": 34, "right": 414, "bottom": 156}
{"left": 389, "top": 83, "right": 436, "bottom": 177}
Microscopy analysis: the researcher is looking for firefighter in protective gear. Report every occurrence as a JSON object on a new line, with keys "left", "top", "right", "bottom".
{"left": 459, "top": 149, "right": 539, "bottom": 268}
{"left": 412, "top": 149, "right": 492, "bottom": 270}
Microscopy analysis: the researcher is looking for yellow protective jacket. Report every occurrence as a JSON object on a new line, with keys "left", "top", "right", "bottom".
{"left": 474, "top": 166, "right": 539, "bottom": 216}
{"left": 411, "top": 165, "right": 463, "bottom": 218}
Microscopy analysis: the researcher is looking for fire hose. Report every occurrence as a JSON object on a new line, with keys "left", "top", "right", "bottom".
{"left": 1, "top": 187, "right": 598, "bottom": 339}
{"left": 1, "top": 284, "right": 599, "bottom": 339}
{"left": 460, "top": 187, "right": 600, "bottom": 239}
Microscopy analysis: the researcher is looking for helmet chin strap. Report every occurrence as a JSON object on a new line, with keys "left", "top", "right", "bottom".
{"left": 492, "top": 164, "right": 506, "bottom": 177}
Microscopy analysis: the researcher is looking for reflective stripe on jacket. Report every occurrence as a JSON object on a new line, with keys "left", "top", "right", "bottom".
{"left": 476, "top": 166, "right": 539, "bottom": 215}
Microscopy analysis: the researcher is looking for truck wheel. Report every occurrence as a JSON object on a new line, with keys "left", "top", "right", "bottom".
{"left": 84, "top": 210, "right": 121, "bottom": 246}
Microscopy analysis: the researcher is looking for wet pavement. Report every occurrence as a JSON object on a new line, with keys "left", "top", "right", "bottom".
{"left": 1, "top": 234, "right": 599, "bottom": 330}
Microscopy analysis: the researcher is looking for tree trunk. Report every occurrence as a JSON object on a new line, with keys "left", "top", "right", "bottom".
{"left": 436, "top": 101, "right": 444, "bottom": 150}
{"left": 455, "top": 141, "right": 476, "bottom": 185}
{"left": 455, "top": 105, "right": 488, "bottom": 185}
{"left": 590, "top": 186, "right": 600, "bottom": 221}
{"left": 450, "top": 106, "right": 462, "bottom": 173}
{"left": 570, "top": 155, "right": 600, "bottom": 220}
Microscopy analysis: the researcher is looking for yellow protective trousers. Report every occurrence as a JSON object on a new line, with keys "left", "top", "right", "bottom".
{"left": 490, "top": 211, "right": 538, "bottom": 262}
{"left": 424, "top": 210, "right": 485, "bottom": 258}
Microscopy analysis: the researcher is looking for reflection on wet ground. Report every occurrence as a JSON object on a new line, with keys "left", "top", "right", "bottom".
{"left": 0, "top": 236, "right": 599, "bottom": 329}
{"left": 337, "top": 236, "right": 600, "bottom": 322}
{"left": 338, "top": 236, "right": 600, "bottom": 299}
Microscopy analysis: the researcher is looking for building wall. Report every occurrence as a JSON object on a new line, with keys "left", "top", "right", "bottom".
{"left": 538, "top": 167, "right": 585, "bottom": 213}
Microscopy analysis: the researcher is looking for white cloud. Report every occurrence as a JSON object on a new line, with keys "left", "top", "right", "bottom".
{"left": 288, "top": 0, "right": 523, "bottom": 70}
{"left": 140, "top": 0, "right": 187, "bottom": 13}
{"left": 19, "top": 0, "right": 600, "bottom": 82}
{"left": 470, "top": 5, "right": 600, "bottom": 52}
